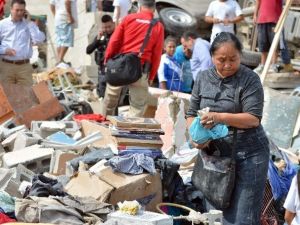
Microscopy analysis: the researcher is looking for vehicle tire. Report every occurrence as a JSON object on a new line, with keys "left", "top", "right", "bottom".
{"left": 241, "top": 50, "right": 261, "bottom": 67}
{"left": 159, "top": 7, "right": 197, "bottom": 35}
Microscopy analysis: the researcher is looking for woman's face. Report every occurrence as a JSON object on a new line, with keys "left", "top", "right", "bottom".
{"left": 212, "top": 42, "right": 241, "bottom": 78}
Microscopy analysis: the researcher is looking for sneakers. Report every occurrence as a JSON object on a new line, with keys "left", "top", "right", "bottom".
{"left": 253, "top": 64, "right": 280, "bottom": 74}
{"left": 253, "top": 64, "right": 264, "bottom": 74}
{"left": 56, "top": 61, "right": 71, "bottom": 69}
{"left": 268, "top": 64, "right": 278, "bottom": 73}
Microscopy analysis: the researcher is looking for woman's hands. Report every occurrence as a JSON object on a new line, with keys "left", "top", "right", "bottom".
{"left": 200, "top": 112, "right": 220, "bottom": 129}
{"left": 190, "top": 140, "right": 211, "bottom": 150}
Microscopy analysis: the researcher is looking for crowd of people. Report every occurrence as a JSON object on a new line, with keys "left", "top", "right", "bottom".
{"left": 0, "top": 0, "right": 299, "bottom": 225}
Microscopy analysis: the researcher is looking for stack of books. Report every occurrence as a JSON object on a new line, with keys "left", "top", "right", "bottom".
{"left": 107, "top": 116, "right": 164, "bottom": 156}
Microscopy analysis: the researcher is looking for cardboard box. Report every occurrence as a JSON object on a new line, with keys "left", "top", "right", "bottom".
{"left": 65, "top": 171, "right": 114, "bottom": 202}
{"left": 96, "top": 166, "right": 162, "bottom": 212}
{"left": 81, "top": 120, "right": 115, "bottom": 148}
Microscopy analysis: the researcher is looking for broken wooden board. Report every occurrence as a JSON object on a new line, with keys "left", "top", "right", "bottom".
{"left": 263, "top": 72, "right": 300, "bottom": 88}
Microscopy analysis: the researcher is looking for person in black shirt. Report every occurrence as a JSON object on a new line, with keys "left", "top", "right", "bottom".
{"left": 86, "top": 14, "right": 115, "bottom": 98}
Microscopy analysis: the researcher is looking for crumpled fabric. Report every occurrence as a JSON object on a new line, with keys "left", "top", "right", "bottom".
{"left": 15, "top": 196, "right": 113, "bottom": 225}
{"left": 26, "top": 174, "right": 66, "bottom": 197}
{"left": 189, "top": 116, "right": 228, "bottom": 144}
{"left": 56, "top": 195, "right": 113, "bottom": 223}
{"left": 69, "top": 148, "right": 114, "bottom": 172}
{"left": 0, "top": 191, "right": 15, "bottom": 213}
{"left": 15, "top": 197, "right": 83, "bottom": 225}
{"left": 106, "top": 153, "right": 156, "bottom": 175}
{"left": 0, "top": 212, "right": 16, "bottom": 223}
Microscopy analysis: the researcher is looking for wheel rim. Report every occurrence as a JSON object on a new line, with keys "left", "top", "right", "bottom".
{"left": 164, "top": 9, "right": 193, "bottom": 25}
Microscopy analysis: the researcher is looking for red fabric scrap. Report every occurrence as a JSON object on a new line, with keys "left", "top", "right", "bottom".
{"left": 73, "top": 114, "right": 106, "bottom": 123}
{"left": 0, "top": 212, "right": 16, "bottom": 223}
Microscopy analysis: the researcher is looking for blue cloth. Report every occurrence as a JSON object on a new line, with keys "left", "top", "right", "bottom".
{"left": 174, "top": 45, "right": 193, "bottom": 93}
{"left": 106, "top": 153, "right": 156, "bottom": 175}
{"left": 189, "top": 116, "right": 228, "bottom": 144}
{"left": 268, "top": 148, "right": 297, "bottom": 200}
{"left": 0, "top": 191, "right": 15, "bottom": 213}
{"left": 190, "top": 38, "right": 213, "bottom": 80}
{"left": 157, "top": 54, "right": 184, "bottom": 92}
{"left": 0, "top": 16, "right": 45, "bottom": 60}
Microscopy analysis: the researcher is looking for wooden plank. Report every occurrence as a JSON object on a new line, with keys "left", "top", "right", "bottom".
{"left": 261, "top": 0, "right": 293, "bottom": 84}
{"left": 264, "top": 72, "right": 300, "bottom": 88}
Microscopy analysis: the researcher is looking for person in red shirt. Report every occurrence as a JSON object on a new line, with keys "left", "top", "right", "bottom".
{"left": 0, "top": 0, "right": 6, "bottom": 19}
{"left": 101, "top": 0, "right": 164, "bottom": 117}
{"left": 253, "top": 0, "right": 282, "bottom": 74}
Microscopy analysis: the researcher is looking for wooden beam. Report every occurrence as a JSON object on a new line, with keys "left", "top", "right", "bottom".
{"left": 260, "top": 0, "right": 293, "bottom": 84}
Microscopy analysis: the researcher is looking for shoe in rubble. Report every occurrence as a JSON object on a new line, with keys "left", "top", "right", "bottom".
{"left": 253, "top": 64, "right": 264, "bottom": 74}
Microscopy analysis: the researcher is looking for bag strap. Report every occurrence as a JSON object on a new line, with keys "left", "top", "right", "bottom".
{"left": 231, "top": 77, "right": 240, "bottom": 160}
{"left": 138, "top": 18, "right": 159, "bottom": 57}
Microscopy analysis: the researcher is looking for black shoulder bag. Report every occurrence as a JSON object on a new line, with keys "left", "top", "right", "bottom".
{"left": 191, "top": 79, "right": 240, "bottom": 209}
{"left": 105, "top": 19, "right": 159, "bottom": 87}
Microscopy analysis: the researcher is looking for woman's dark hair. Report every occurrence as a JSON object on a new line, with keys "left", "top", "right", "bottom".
{"left": 210, "top": 32, "right": 243, "bottom": 55}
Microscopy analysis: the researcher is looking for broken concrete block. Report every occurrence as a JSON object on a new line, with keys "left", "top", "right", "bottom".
{"left": 40, "top": 121, "right": 66, "bottom": 138}
{"left": 49, "top": 150, "right": 78, "bottom": 175}
{"left": 1, "top": 130, "right": 25, "bottom": 152}
{"left": 31, "top": 120, "right": 79, "bottom": 138}
{"left": 154, "top": 97, "right": 176, "bottom": 155}
{"left": 0, "top": 167, "right": 16, "bottom": 190}
{"left": 13, "top": 132, "right": 42, "bottom": 151}
{"left": 15, "top": 164, "right": 35, "bottom": 183}
{"left": 2, "top": 145, "right": 54, "bottom": 173}
{"left": 154, "top": 96, "right": 188, "bottom": 157}
{"left": 4, "top": 178, "right": 22, "bottom": 198}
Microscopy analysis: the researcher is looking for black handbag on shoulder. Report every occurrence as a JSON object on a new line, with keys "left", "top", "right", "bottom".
{"left": 105, "top": 19, "right": 159, "bottom": 87}
{"left": 191, "top": 79, "right": 240, "bottom": 209}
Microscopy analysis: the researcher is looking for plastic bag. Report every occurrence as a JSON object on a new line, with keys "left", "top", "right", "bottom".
{"left": 189, "top": 116, "right": 228, "bottom": 144}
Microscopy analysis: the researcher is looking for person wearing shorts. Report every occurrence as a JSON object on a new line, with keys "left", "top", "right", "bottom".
{"left": 253, "top": 0, "right": 282, "bottom": 74}
{"left": 50, "top": 0, "right": 78, "bottom": 67}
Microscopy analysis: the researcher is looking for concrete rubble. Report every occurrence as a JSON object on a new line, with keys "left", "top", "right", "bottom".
{"left": 0, "top": 1, "right": 299, "bottom": 224}
{"left": 0, "top": 79, "right": 229, "bottom": 224}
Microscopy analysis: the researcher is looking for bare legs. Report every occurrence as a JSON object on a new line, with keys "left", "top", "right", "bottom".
{"left": 57, "top": 46, "right": 69, "bottom": 63}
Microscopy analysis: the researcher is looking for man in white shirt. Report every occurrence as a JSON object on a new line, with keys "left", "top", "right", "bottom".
{"left": 205, "top": 0, "right": 243, "bottom": 43}
{"left": 0, "top": 0, "right": 45, "bottom": 86}
{"left": 113, "top": 0, "right": 131, "bottom": 26}
{"left": 284, "top": 173, "right": 300, "bottom": 225}
{"left": 50, "top": 0, "right": 78, "bottom": 67}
